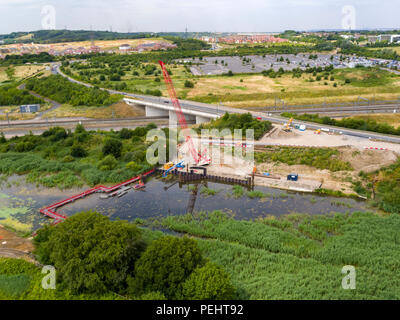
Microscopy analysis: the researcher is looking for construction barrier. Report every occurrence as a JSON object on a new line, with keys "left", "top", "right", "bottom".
{"left": 364, "top": 147, "right": 389, "bottom": 151}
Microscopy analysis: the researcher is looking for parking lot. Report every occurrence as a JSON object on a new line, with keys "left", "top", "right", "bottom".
{"left": 179, "top": 54, "right": 390, "bottom": 75}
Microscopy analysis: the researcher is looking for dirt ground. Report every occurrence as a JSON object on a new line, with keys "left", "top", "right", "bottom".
{"left": 259, "top": 125, "right": 400, "bottom": 153}
{"left": 0, "top": 225, "right": 34, "bottom": 257}
{"left": 255, "top": 146, "right": 398, "bottom": 193}
{"left": 176, "top": 126, "right": 399, "bottom": 194}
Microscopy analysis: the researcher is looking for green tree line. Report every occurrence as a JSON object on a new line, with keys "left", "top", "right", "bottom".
{"left": 25, "top": 75, "right": 121, "bottom": 106}
{"left": 0, "top": 85, "right": 43, "bottom": 106}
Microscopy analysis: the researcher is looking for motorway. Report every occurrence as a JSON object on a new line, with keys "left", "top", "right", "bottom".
{"left": 50, "top": 63, "right": 400, "bottom": 144}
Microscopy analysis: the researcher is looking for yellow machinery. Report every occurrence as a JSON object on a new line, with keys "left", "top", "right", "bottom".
{"left": 283, "top": 118, "right": 293, "bottom": 132}
{"left": 163, "top": 162, "right": 174, "bottom": 170}
{"left": 315, "top": 129, "right": 321, "bottom": 134}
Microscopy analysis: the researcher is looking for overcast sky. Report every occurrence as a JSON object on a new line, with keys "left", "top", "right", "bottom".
{"left": 0, "top": 0, "right": 399, "bottom": 34}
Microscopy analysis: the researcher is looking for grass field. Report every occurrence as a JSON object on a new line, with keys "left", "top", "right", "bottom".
{"left": 369, "top": 46, "right": 400, "bottom": 54}
{"left": 42, "top": 101, "right": 144, "bottom": 119}
{"left": 0, "top": 65, "right": 50, "bottom": 84}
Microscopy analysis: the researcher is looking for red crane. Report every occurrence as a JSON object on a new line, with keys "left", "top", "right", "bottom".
{"left": 159, "top": 60, "right": 208, "bottom": 164}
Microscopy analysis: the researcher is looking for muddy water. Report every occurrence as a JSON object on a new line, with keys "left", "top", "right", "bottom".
{"left": 0, "top": 175, "right": 371, "bottom": 232}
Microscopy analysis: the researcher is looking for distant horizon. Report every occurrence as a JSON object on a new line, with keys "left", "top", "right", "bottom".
{"left": 2, "top": 27, "right": 400, "bottom": 37}
{"left": 0, "top": 0, "right": 399, "bottom": 35}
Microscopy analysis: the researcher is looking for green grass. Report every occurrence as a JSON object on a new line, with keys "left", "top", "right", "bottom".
{"left": 246, "top": 190, "right": 266, "bottom": 199}
{"left": 232, "top": 185, "right": 245, "bottom": 198}
{"left": 200, "top": 187, "right": 218, "bottom": 196}
{"left": 158, "top": 210, "right": 400, "bottom": 299}
{"left": 255, "top": 146, "right": 353, "bottom": 172}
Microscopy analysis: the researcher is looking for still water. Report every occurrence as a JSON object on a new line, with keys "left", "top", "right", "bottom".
{"left": 0, "top": 175, "right": 371, "bottom": 232}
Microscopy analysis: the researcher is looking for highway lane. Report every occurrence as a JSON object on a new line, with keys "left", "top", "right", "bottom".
{"left": 53, "top": 64, "right": 400, "bottom": 144}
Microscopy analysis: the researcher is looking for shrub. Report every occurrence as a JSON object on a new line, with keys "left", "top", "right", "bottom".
{"left": 97, "top": 155, "right": 118, "bottom": 171}
{"left": 102, "top": 138, "right": 122, "bottom": 158}
{"left": 184, "top": 80, "right": 194, "bottom": 88}
{"left": 71, "top": 145, "right": 87, "bottom": 158}
{"left": 130, "top": 236, "right": 204, "bottom": 299}
{"left": 181, "top": 262, "right": 236, "bottom": 300}
{"left": 62, "top": 155, "right": 74, "bottom": 163}
{"left": 126, "top": 161, "right": 142, "bottom": 172}
{"left": 119, "top": 128, "right": 133, "bottom": 139}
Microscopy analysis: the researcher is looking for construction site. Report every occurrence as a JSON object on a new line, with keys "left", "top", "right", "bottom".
{"left": 33, "top": 59, "right": 400, "bottom": 226}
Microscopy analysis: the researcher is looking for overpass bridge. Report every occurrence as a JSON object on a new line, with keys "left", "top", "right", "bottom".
{"left": 123, "top": 97, "right": 220, "bottom": 126}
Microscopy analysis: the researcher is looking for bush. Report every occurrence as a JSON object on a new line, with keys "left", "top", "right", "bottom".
{"left": 98, "top": 155, "right": 118, "bottom": 171}
{"left": 130, "top": 236, "right": 204, "bottom": 299}
{"left": 126, "top": 161, "right": 142, "bottom": 172}
{"left": 102, "top": 138, "right": 122, "bottom": 158}
{"left": 62, "top": 155, "right": 74, "bottom": 163}
{"left": 182, "top": 262, "right": 236, "bottom": 300}
{"left": 71, "top": 145, "right": 87, "bottom": 158}
{"left": 119, "top": 128, "right": 133, "bottom": 139}
{"left": 184, "top": 80, "right": 194, "bottom": 88}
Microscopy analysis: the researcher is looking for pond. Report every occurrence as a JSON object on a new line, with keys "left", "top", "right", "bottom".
{"left": 0, "top": 174, "right": 372, "bottom": 232}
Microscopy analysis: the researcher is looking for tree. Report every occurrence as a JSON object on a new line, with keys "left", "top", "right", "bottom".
{"left": 181, "top": 262, "right": 236, "bottom": 300}
{"left": 102, "top": 138, "right": 123, "bottom": 158}
{"left": 119, "top": 128, "right": 133, "bottom": 139}
{"left": 34, "top": 211, "right": 146, "bottom": 294}
{"left": 0, "top": 133, "right": 7, "bottom": 144}
{"left": 71, "top": 144, "right": 87, "bottom": 158}
{"left": 129, "top": 236, "right": 204, "bottom": 299}
{"left": 97, "top": 155, "right": 118, "bottom": 170}
{"left": 184, "top": 80, "right": 194, "bottom": 88}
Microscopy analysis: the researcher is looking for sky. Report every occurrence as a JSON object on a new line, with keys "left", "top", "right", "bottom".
{"left": 0, "top": 0, "right": 399, "bottom": 34}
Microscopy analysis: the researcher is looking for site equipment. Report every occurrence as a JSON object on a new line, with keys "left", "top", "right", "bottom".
{"left": 159, "top": 60, "right": 210, "bottom": 165}
{"left": 164, "top": 162, "right": 174, "bottom": 170}
{"left": 283, "top": 118, "right": 293, "bottom": 132}
{"left": 163, "top": 161, "right": 185, "bottom": 177}
{"left": 287, "top": 174, "right": 299, "bottom": 181}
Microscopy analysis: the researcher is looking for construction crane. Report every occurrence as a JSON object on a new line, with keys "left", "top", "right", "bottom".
{"left": 159, "top": 60, "right": 209, "bottom": 165}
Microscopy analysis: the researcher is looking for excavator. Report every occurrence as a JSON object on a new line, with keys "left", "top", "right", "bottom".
{"left": 283, "top": 118, "right": 293, "bottom": 132}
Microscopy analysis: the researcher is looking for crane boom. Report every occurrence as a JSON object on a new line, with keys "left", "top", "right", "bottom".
{"left": 159, "top": 60, "right": 206, "bottom": 164}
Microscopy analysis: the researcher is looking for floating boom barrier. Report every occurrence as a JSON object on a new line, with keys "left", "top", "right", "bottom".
{"left": 39, "top": 169, "right": 156, "bottom": 224}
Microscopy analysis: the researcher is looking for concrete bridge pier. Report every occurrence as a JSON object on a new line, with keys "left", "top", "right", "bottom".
{"left": 196, "top": 115, "right": 210, "bottom": 124}
{"left": 145, "top": 105, "right": 169, "bottom": 117}
{"left": 169, "top": 110, "right": 196, "bottom": 127}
